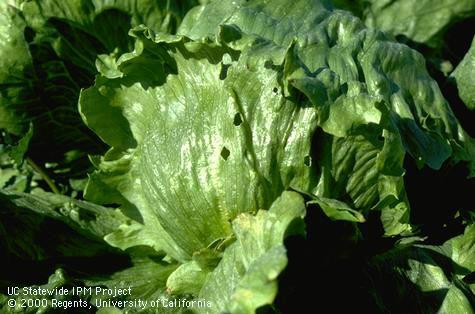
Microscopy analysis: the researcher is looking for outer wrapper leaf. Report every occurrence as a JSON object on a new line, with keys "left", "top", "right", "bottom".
{"left": 80, "top": 29, "right": 319, "bottom": 258}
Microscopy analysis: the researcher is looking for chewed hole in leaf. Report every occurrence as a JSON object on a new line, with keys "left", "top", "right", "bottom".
{"left": 220, "top": 147, "right": 230, "bottom": 160}
{"left": 272, "top": 87, "right": 279, "bottom": 94}
{"left": 220, "top": 64, "right": 230, "bottom": 80}
{"left": 77, "top": 208, "right": 96, "bottom": 222}
{"left": 24, "top": 27, "right": 35, "bottom": 43}
{"left": 304, "top": 155, "right": 312, "bottom": 167}
{"left": 233, "top": 113, "right": 243, "bottom": 126}
{"left": 264, "top": 60, "right": 274, "bottom": 69}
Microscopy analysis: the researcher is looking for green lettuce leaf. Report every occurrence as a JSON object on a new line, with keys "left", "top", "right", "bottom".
{"left": 333, "top": 0, "right": 475, "bottom": 47}
{"left": 198, "top": 191, "right": 305, "bottom": 314}
{"left": 0, "top": 150, "right": 34, "bottom": 192}
{"left": 0, "top": 0, "right": 103, "bottom": 166}
{"left": 0, "top": 189, "right": 127, "bottom": 263}
{"left": 6, "top": 124, "right": 33, "bottom": 165}
{"left": 0, "top": 0, "right": 199, "bottom": 184}
{"left": 453, "top": 36, "right": 475, "bottom": 110}
{"left": 369, "top": 224, "right": 475, "bottom": 313}
{"left": 0, "top": 2, "right": 33, "bottom": 135}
